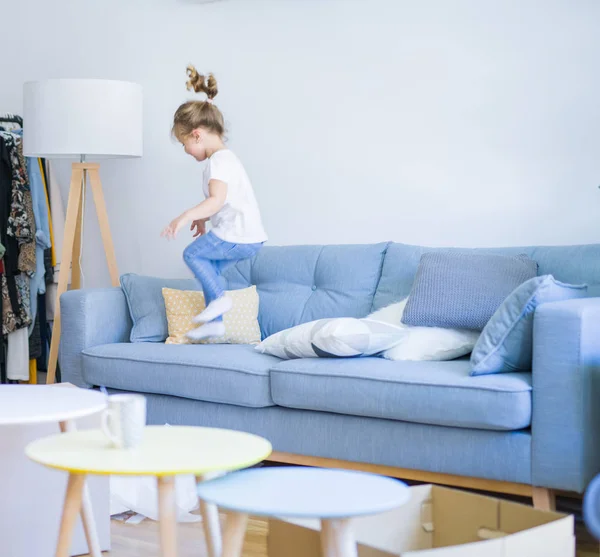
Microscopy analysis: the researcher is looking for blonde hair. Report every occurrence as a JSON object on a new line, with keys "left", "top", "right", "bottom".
{"left": 172, "top": 65, "right": 225, "bottom": 140}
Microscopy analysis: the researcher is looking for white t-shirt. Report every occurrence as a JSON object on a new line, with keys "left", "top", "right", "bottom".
{"left": 203, "top": 149, "right": 268, "bottom": 244}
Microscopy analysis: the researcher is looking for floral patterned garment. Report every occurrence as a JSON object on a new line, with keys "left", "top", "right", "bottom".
{"left": 16, "top": 138, "right": 36, "bottom": 275}
{"left": 1, "top": 274, "right": 31, "bottom": 334}
{"left": 15, "top": 274, "right": 31, "bottom": 325}
{"left": 17, "top": 188, "right": 36, "bottom": 275}
{"left": 0, "top": 131, "right": 35, "bottom": 333}
{"left": 1, "top": 132, "right": 35, "bottom": 244}
{"left": 1, "top": 276, "right": 17, "bottom": 334}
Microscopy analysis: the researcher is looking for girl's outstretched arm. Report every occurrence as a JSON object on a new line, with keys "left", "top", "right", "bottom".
{"left": 161, "top": 180, "right": 227, "bottom": 239}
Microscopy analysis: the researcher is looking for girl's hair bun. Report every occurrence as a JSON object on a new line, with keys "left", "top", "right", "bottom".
{"left": 186, "top": 64, "right": 218, "bottom": 100}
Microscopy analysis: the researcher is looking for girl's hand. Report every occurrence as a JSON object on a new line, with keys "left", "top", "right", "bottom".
{"left": 161, "top": 215, "right": 187, "bottom": 240}
{"left": 190, "top": 219, "right": 207, "bottom": 238}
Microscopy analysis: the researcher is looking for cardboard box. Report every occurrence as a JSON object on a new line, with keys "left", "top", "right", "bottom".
{"left": 268, "top": 485, "right": 574, "bottom": 557}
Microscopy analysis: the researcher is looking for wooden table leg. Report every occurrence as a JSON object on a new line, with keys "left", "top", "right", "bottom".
{"left": 320, "top": 520, "right": 336, "bottom": 557}
{"left": 197, "top": 474, "right": 223, "bottom": 557}
{"left": 157, "top": 476, "right": 178, "bottom": 557}
{"left": 80, "top": 483, "right": 102, "bottom": 557}
{"left": 59, "top": 420, "right": 102, "bottom": 557}
{"left": 55, "top": 474, "right": 86, "bottom": 557}
{"left": 221, "top": 511, "right": 248, "bottom": 557}
{"left": 532, "top": 487, "right": 556, "bottom": 511}
{"left": 321, "top": 519, "right": 357, "bottom": 557}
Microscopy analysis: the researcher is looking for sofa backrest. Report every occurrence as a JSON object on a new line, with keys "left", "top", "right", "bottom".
{"left": 120, "top": 242, "right": 600, "bottom": 342}
{"left": 373, "top": 243, "right": 600, "bottom": 310}
{"left": 227, "top": 241, "right": 600, "bottom": 337}
{"left": 225, "top": 243, "right": 388, "bottom": 338}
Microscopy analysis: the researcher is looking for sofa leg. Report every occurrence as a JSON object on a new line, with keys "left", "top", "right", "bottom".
{"left": 532, "top": 487, "right": 556, "bottom": 511}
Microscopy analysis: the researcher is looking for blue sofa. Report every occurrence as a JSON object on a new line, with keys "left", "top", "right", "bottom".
{"left": 59, "top": 242, "right": 600, "bottom": 506}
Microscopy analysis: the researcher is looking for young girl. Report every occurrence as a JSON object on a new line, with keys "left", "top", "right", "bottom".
{"left": 162, "top": 65, "right": 267, "bottom": 340}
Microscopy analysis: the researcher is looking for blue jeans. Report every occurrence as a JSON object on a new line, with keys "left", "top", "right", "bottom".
{"left": 182, "top": 232, "right": 262, "bottom": 322}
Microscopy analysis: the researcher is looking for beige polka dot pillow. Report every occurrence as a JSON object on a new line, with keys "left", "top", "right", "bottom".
{"left": 162, "top": 286, "right": 261, "bottom": 345}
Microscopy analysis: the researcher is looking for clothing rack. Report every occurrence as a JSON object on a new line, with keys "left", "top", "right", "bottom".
{"left": 0, "top": 114, "right": 58, "bottom": 383}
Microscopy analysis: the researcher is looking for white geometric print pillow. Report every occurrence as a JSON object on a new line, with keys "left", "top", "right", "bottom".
{"left": 255, "top": 318, "right": 406, "bottom": 359}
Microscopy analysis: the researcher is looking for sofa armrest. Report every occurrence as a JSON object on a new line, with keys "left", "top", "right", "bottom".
{"left": 532, "top": 297, "right": 600, "bottom": 492}
{"left": 59, "top": 288, "right": 132, "bottom": 388}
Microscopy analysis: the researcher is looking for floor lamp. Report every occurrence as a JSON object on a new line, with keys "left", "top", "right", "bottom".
{"left": 23, "top": 79, "right": 143, "bottom": 385}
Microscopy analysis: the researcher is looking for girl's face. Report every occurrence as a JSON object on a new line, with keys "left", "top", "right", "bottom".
{"left": 181, "top": 129, "right": 207, "bottom": 161}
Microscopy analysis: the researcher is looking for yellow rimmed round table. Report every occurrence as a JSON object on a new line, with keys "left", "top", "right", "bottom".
{"left": 26, "top": 425, "right": 272, "bottom": 557}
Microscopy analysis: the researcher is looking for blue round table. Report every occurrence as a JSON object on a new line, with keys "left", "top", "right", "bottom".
{"left": 196, "top": 466, "right": 410, "bottom": 557}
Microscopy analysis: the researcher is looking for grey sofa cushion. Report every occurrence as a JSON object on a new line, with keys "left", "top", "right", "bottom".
{"left": 82, "top": 343, "right": 280, "bottom": 408}
{"left": 270, "top": 357, "right": 532, "bottom": 431}
{"left": 401, "top": 251, "right": 538, "bottom": 330}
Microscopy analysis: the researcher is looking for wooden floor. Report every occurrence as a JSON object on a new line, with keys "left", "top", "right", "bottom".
{"left": 98, "top": 513, "right": 267, "bottom": 557}
{"left": 80, "top": 508, "right": 600, "bottom": 557}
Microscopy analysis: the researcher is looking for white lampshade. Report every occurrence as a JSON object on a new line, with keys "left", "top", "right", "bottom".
{"left": 23, "top": 79, "right": 143, "bottom": 158}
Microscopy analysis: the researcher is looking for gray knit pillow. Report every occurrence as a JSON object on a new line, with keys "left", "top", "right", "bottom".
{"left": 401, "top": 252, "right": 538, "bottom": 331}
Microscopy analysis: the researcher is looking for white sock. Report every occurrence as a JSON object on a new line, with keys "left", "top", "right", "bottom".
{"left": 193, "top": 296, "right": 233, "bottom": 324}
{"left": 186, "top": 321, "right": 226, "bottom": 341}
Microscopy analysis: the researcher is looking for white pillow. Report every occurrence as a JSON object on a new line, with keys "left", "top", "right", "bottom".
{"left": 255, "top": 318, "right": 405, "bottom": 359}
{"left": 255, "top": 321, "right": 317, "bottom": 359}
{"left": 368, "top": 299, "right": 480, "bottom": 361}
{"left": 312, "top": 318, "right": 406, "bottom": 357}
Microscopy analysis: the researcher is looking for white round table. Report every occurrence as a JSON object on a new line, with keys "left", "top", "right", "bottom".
{"left": 0, "top": 385, "right": 107, "bottom": 557}
{"left": 0, "top": 385, "right": 106, "bottom": 425}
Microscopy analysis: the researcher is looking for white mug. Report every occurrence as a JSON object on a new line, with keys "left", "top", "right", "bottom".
{"left": 101, "top": 394, "right": 146, "bottom": 449}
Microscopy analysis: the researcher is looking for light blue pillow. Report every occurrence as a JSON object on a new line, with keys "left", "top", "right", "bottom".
{"left": 120, "top": 274, "right": 196, "bottom": 342}
{"left": 470, "top": 275, "right": 587, "bottom": 375}
{"left": 402, "top": 251, "right": 538, "bottom": 330}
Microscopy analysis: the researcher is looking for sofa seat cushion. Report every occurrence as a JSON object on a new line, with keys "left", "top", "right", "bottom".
{"left": 82, "top": 343, "right": 280, "bottom": 408}
{"left": 270, "top": 358, "right": 532, "bottom": 431}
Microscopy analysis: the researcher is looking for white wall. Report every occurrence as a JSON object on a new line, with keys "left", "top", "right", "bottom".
{"left": 1, "top": 0, "right": 599, "bottom": 287}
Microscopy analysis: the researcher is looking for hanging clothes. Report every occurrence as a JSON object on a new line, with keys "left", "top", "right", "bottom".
{"left": 0, "top": 131, "right": 35, "bottom": 332}
{"left": 1, "top": 114, "right": 25, "bottom": 383}
{"left": 0, "top": 240, "right": 3, "bottom": 383}
{"left": 26, "top": 157, "right": 52, "bottom": 363}
{"left": 0, "top": 134, "right": 23, "bottom": 334}
{"left": 15, "top": 132, "right": 52, "bottom": 332}
{"left": 45, "top": 160, "right": 65, "bottom": 321}
{"left": 7, "top": 327, "right": 28, "bottom": 380}
{"left": 0, "top": 114, "right": 23, "bottom": 132}
{"left": 36, "top": 164, "right": 55, "bottom": 374}
{"left": 0, "top": 136, "right": 11, "bottom": 383}
{"left": 28, "top": 314, "right": 42, "bottom": 361}
{"left": 0, "top": 129, "right": 36, "bottom": 381}
{"left": 5, "top": 133, "right": 34, "bottom": 246}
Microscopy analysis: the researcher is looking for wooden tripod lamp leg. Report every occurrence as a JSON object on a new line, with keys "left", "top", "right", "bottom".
{"left": 88, "top": 167, "right": 120, "bottom": 287}
{"left": 71, "top": 176, "right": 84, "bottom": 291}
{"left": 46, "top": 165, "right": 84, "bottom": 385}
